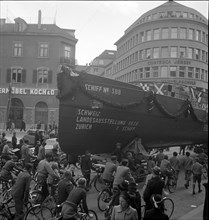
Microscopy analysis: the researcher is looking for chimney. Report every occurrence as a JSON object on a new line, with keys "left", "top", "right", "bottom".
{"left": 38, "top": 10, "right": 42, "bottom": 29}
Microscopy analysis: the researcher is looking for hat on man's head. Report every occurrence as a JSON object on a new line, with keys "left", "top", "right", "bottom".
{"left": 128, "top": 182, "right": 138, "bottom": 192}
{"left": 111, "top": 155, "right": 117, "bottom": 161}
{"left": 118, "top": 180, "right": 129, "bottom": 191}
{"left": 152, "top": 166, "right": 161, "bottom": 175}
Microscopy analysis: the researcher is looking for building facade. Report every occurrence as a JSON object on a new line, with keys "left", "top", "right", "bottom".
{"left": 0, "top": 11, "right": 77, "bottom": 129}
{"left": 104, "top": 1, "right": 208, "bottom": 112}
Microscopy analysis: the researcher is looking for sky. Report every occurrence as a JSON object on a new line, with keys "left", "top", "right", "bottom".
{"left": 0, "top": 1, "right": 208, "bottom": 65}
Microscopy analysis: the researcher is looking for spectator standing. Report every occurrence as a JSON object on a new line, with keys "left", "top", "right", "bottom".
{"left": 37, "top": 142, "right": 46, "bottom": 162}
{"left": 143, "top": 194, "right": 169, "bottom": 220}
{"left": 169, "top": 152, "right": 180, "bottom": 180}
{"left": 147, "top": 156, "right": 156, "bottom": 174}
{"left": 10, "top": 121, "right": 15, "bottom": 134}
{"left": 1, "top": 141, "right": 14, "bottom": 161}
{"left": 16, "top": 139, "right": 24, "bottom": 159}
{"left": 111, "top": 191, "right": 138, "bottom": 220}
{"left": 80, "top": 150, "right": 92, "bottom": 190}
{"left": 191, "top": 158, "right": 203, "bottom": 194}
{"left": 20, "top": 119, "right": 26, "bottom": 132}
{"left": 37, "top": 120, "right": 41, "bottom": 129}
{"left": 128, "top": 182, "right": 141, "bottom": 219}
{"left": 155, "top": 149, "right": 165, "bottom": 167}
{"left": 113, "top": 142, "right": 124, "bottom": 163}
{"left": 179, "top": 145, "right": 186, "bottom": 155}
{"left": 143, "top": 166, "right": 165, "bottom": 212}
{"left": 12, "top": 132, "right": 17, "bottom": 149}
{"left": 182, "top": 152, "right": 193, "bottom": 189}
{"left": 12, "top": 163, "right": 32, "bottom": 220}
{"left": 21, "top": 139, "right": 29, "bottom": 160}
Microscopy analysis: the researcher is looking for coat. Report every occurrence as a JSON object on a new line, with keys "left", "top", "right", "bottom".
{"left": 111, "top": 205, "right": 138, "bottom": 220}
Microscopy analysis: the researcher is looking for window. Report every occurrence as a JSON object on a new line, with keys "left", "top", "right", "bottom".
{"left": 145, "top": 67, "right": 150, "bottom": 78}
{"left": 170, "top": 66, "right": 177, "bottom": 77}
{"left": 38, "top": 68, "right": 49, "bottom": 83}
{"left": 39, "top": 43, "right": 49, "bottom": 57}
{"left": 196, "top": 30, "right": 201, "bottom": 41}
{"left": 171, "top": 28, "right": 178, "bottom": 38}
{"left": 183, "top": 12, "right": 188, "bottom": 18}
{"left": 179, "top": 66, "right": 186, "bottom": 77}
{"left": 188, "top": 48, "right": 193, "bottom": 59}
{"left": 147, "top": 15, "right": 151, "bottom": 21}
{"left": 201, "top": 32, "right": 205, "bottom": 43}
{"left": 179, "top": 47, "right": 186, "bottom": 58}
{"left": 201, "top": 69, "right": 205, "bottom": 80}
{"left": 138, "top": 68, "right": 143, "bottom": 79}
{"left": 11, "top": 68, "right": 22, "bottom": 82}
{"left": 170, "top": 47, "right": 177, "bottom": 58}
{"left": 189, "top": 13, "right": 194, "bottom": 19}
{"left": 180, "top": 28, "right": 187, "bottom": 39}
{"left": 153, "top": 48, "right": 160, "bottom": 58}
{"left": 161, "top": 66, "right": 168, "bottom": 77}
{"left": 195, "top": 49, "right": 200, "bottom": 60}
{"left": 176, "top": 11, "right": 181, "bottom": 18}
{"left": 64, "top": 46, "right": 71, "bottom": 58}
{"left": 145, "top": 49, "right": 151, "bottom": 59}
{"left": 202, "top": 50, "right": 205, "bottom": 62}
{"left": 146, "top": 30, "right": 151, "bottom": 41}
{"left": 153, "top": 13, "right": 158, "bottom": 20}
{"left": 188, "top": 29, "right": 194, "bottom": 40}
{"left": 161, "top": 47, "right": 169, "bottom": 58}
{"left": 13, "top": 42, "right": 23, "bottom": 57}
{"left": 152, "top": 67, "right": 159, "bottom": 77}
{"left": 188, "top": 67, "right": 194, "bottom": 78}
{"left": 195, "top": 68, "right": 200, "bottom": 79}
{"left": 140, "top": 32, "right": 145, "bottom": 42}
{"left": 153, "top": 29, "right": 160, "bottom": 40}
{"left": 162, "top": 28, "right": 169, "bottom": 39}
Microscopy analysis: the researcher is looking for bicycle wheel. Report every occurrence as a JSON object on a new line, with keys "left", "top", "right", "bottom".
{"left": 97, "top": 188, "right": 112, "bottom": 212}
{"left": 163, "top": 198, "right": 174, "bottom": 218}
{"left": 94, "top": 175, "right": 105, "bottom": 192}
{"left": 83, "top": 210, "right": 98, "bottom": 220}
{"left": 24, "top": 204, "right": 53, "bottom": 220}
{"left": 168, "top": 176, "right": 177, "bottom": 193}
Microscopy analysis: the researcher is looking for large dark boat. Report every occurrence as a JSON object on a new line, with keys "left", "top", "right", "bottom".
{"left": 57, "top": 65, "right": 208, "bottom": 155}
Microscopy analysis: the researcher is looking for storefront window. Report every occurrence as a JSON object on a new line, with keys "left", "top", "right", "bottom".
{"left": 188, "top": 67, "right": 194, "bottom": 78}
{"left": 161, "top": 47, "right": 169, "bottom": 58}
{"left": 162, "top": 28, "right": 169, "bottom": 39}
{"left": 153, "top": 29, "right": 160, "bottom": 40}
{"left": 161, "top": 66, "right": 168, "bottom": 77}
{"left": 179, "top": 66, "right": 186, "bottom": 77}
{"left": 153, "top": 48, "right": 160, "bottom": 58}
{"left": 170, "top": 47, "right": 178, "bottom": 58}
{"left": 171, "top": 28, "right": 178, "bottom": 38}
{"left": 170, "top": 66, "right": 177, "bottom": 77}
{"left": 145, "top": 67, "right": 150, "bottom": 78}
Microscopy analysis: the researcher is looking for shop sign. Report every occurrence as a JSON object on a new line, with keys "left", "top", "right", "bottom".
{"left": 147, "top": 59, "right": 191, "bottom": 66}
{"left": 0, "top": 87, "right": 56, "bottom": 96}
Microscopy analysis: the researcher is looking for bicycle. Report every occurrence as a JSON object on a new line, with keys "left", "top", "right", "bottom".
{"left": 0, "top": 197, "right": 15, "bottom": 220}
{"left": 141, "top": 196, "right": 174, "bottom": 219}
{"left": 97, "top": 181, "right": 113, "bottom": 212}
{"left": 161, "top": 169, "right": 177, "bottom": 193}
{"left": 88, "top": 165, "right": 105, "bottom": 192}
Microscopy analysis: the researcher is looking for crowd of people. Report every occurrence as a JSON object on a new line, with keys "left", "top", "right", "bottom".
{"left": 0, "top": 133, "right": 208, "bottom": 220}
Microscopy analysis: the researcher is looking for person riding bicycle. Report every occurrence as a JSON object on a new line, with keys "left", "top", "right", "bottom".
{"left": 197, "top": 149, "right": 208, "bottom": 166}
{"left": 143, "top": 166, "right": 165, "bottom": 212}
{"left": 160, "top": 155, "right": 174, "bottom": 188}
{"left": 11, "top": 163, "right": 33, "bottom": 220}
{"left": 0, "top": 155, "right": 22, "bottom": 183}
{"left": 102, "top": 155, "right": 117, "bottom": 188}
{"left": 143, "top": 194, "right": 169, "bottom": 220}
{"left": 113, "top": 159, "right": 135, "bottom": 189}
{"left": 36, "top": 152, "right": 59, "bottom": 200}
{"left": 61, "top": 177, "right": 93, "bottom": 220}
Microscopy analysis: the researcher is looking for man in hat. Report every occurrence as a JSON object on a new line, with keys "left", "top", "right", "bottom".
{"left": 143, "top": 194, "right": 169, "bottom": 220}
{"left": 102, "top": 155, "right": 117, "bottom": 187}
{"left": 128, "top": 182, "right": 141, "bottom": 219}
{"left": 143, "top": 166, "right": 165, "bottom": 212}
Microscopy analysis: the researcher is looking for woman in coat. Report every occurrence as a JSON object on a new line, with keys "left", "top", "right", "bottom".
{"left": 111, "top": 191, "right": 138, "bottom": 220}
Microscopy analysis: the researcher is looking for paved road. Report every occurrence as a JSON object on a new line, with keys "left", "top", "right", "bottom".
{"left": 2, "top": 130, "right": 207, "bottom": 220}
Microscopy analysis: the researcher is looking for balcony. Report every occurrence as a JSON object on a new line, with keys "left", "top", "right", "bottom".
{"left": 60, "top": 57, "right": 76, "bottom": 67}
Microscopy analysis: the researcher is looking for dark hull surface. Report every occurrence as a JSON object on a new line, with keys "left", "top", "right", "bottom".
{"left": 57, "top": 66, "right": 208, "bottom": 155}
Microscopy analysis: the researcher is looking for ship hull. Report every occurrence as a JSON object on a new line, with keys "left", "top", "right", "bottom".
{"left": 57, "top": 66, "right": 208, "bottom": 155}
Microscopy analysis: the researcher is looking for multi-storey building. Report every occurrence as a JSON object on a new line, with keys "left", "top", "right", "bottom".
{"left": 0, "top": 10, "right": 77, "bottom": 129}
{"left": 86, "top": 50, "right": 116, "bottom": 76}
{"left": 104, "top": 0, "right": 208, "bottom": 112}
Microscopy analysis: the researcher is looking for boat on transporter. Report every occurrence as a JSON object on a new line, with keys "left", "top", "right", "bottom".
{"left": 57, "top": 65, "right": 208, "bottom": 155}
